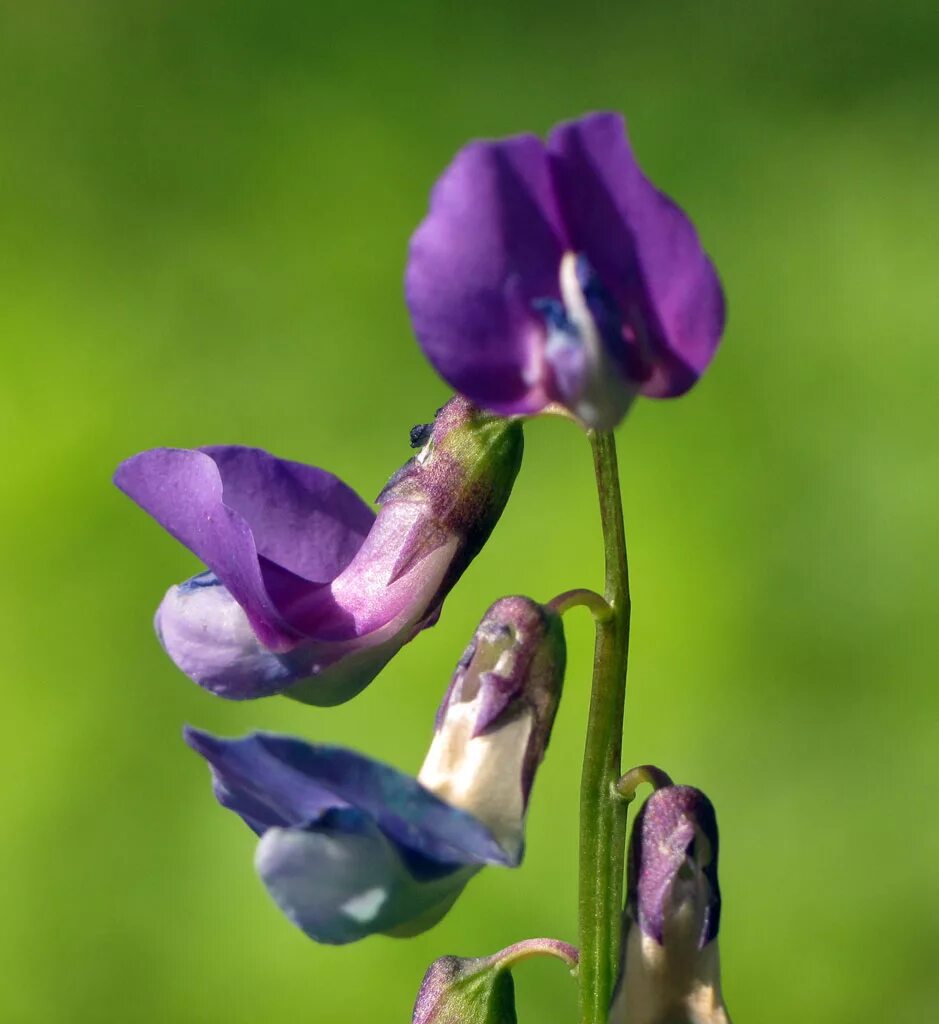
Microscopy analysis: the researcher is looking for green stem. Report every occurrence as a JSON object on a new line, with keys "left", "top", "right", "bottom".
{"left": 578, "top": 430, "right": 631, "bottom": 1024}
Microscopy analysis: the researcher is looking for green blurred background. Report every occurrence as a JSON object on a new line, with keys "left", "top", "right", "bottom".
{"left": 2, "top": 1, "right": 937, "bottom": 1021}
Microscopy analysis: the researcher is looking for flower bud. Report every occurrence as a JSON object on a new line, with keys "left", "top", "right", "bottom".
{"left": 417, "top": 596, "right": 565, "bottom": 861}
{"left": 610, "top": 784, "right": 731, "bottom": 1024}
{"left": 413, "top": 939, "right": 578, "bottom": 1024}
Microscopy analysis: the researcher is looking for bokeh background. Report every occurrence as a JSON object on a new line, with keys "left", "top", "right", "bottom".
{"left": 2, "top": 1, "right": 938, "bottom": 1021}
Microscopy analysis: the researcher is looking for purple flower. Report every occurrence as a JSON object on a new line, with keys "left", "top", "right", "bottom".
{"left": 406, "top": 112, "right": 725, "bottom": 430}
{"left": 184, "top": 596, "right": 564, "bottom": 944}
{"left": 611, "top": 784, "right": 731, "bottom": 1024}
{"left": 114, "top": 397, "right": 522, "bottom": 705}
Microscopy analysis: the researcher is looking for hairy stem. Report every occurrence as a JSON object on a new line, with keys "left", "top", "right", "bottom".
{"left": 578, "top": 430, "right": 631, "bottom": 1024}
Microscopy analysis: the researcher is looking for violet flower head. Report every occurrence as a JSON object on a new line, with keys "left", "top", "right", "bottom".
{"left": 406, "top": 112, "right": 725, "bottom": 430}
{"left": 611, "top": 784, "right": 730, "bottom": 1024}
{"left": 184, "top": 596, "right": 565, "bottom": 945}
{"left": 113, "top": 396, "right": 522, "bottom": 705}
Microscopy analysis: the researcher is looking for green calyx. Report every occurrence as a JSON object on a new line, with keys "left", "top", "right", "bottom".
{"left": 412, "top": 939, "right": 578, "bottom": 1024}
{"left": 427, "top": 397, "right": 524, "bottom": 544}
{"left": 414, "top": 957, "right": 518, "bottom": 1024}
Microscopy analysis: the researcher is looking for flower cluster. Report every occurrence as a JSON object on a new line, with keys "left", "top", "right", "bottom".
{"left": 117, "top": 112, "right": 729, "bottom": 1023}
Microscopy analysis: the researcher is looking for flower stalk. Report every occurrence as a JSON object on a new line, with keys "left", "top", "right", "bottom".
{"left": 613, "top": 765, "right": 674, "bottom": 804}
{"left": 548, "top": 588, "right": 613, "bottom": 622}
{"left": 578, "top": 429, "right": 631, "bottom": 1024}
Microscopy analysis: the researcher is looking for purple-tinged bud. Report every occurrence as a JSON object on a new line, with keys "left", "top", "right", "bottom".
{"left": 114, "top": 396, "right": 523, "bottom": 705}
{"left": 413, "top": 939, "right": 578, "bottom": 1024}
{"left": 417, "top": 596, "right": 565, "bottom": 862}
{"left": 610, "top": 784, "right": 730, "bottom": 1024}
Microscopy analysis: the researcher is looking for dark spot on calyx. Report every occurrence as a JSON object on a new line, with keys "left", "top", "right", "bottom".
{"left": 409, "top": 422, "right": 433, "bottom": 449}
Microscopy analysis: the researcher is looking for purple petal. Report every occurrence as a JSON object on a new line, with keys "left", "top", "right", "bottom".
{"left": 627, "top": 785, "right": 721, "bottom": 947}
{"left": 273, "top": 501, "right": 457, "bottom": 641}
{"left": 116, "top": 448, "right": 293, "bottom": 650}
{"left": 185, "top": 728, "right": 513, "bottom": 866}
{"left": 406, "top": 135, "right": 568, "bottom": 414}
{"left": 115, "top": 447, "right": 374, "bottom": 650}
{"left": 548, "top": 112, "right": 726, "bottom": 398}
{"left": 153, "top": 537, "right": 456, "bottom": 703}
{"left": 269, "top": 743, "right": 512, "bottom": 867}
{"left": 184, "top": 725, "right": 343, "bottom": 833}
{"left": 158, "top": 571, "right": 422, "bottom": 702}
{"left": 155, "top": 573, "right": 306, "bottom": 698}
{"left": 199, "top": 445, "right": 374, "bottom": 582}
{"left": 278, "top": 622, "right": 434, "bottom": 708}
{"left": 183, "top": 729, "right": 511, "bottom": 864}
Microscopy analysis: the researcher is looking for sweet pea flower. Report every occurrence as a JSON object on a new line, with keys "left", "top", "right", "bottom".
{"left": 114, "top": 397, "right": 522, "bottom": 705}
{"left": 406, "top": 112, "right": 725, "bottom": 430}
{"left": 184, "top": 596, "right": 565, "bottom": 944}
{"left": 610, "top": 784, "right": 731, "bottom": 1024}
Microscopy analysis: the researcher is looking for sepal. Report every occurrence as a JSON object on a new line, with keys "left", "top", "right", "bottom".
{"left": 413, "top": 939, "right": 578, "bottom": 1024}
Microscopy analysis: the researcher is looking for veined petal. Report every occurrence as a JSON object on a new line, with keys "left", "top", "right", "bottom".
{"left": 116, "top": 449, "right": 292, "bottom": 650}
{"left": 406, "top": 135, "right": 568, "bottom": 414}
{"left": 185, "top": 729, "right": 512, "bottom": 866}
{"left": 183, "top": 726, "right": 342, "bottom": 833}
{"left": 548, "top": 113, "right": 726, "bottom": 398}
{"left": 198, "top": 446, "right": 374, "bottom": 581}
{"left": 114, "top": 447, "right": 374, "bottom": 650}
{"left": 273, "top": 501, "right": 458, "bottom": 641}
